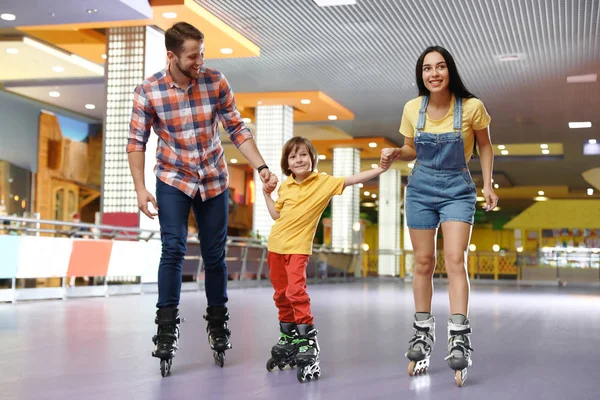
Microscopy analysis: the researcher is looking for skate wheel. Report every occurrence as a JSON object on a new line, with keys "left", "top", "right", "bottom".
{"left": 296, "top": 368, "right": 307, "bottom": 383}
{"left": 313, "top": 372, "right": 320, "bottom": 379}
{"left": 290, "top": 361, "right": 296, "bottom": 369}
{"left": 455, "top": 370, "right": 464, "bottom": 387}
{"left": 266, "top": 358, "right": 276, "bottom": 372}
{"left": 160, "top": 359, "right": 171, "bottom": 377}
{"left": 408, "top": 361, "right": 415, "bottom": 376}
{"left": 215, "top": 352, "right": 225, "bottom": 368}
{"left": 278, "top": 364, "right": 285, "bottom": 370}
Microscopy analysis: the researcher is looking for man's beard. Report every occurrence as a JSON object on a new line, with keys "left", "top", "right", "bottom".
{"left": 175, "top": 59, "right": 198, "bottom": 79}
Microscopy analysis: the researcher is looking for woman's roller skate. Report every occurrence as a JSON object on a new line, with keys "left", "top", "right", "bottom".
{"left": 294, "top": 324, "right": 321, "bottom": 383}
{"left": 444, "top": 314, "right": 473, "bottom": 387}
{"left": 405, "top": 312, "right": 435, "bottom": 376}
{"left": 151, "top": 307, "right": 182, "bottom": 377}
{"left": 204, "top": 306, "right": 232, "bottom": 368}
{"left": 266, "top": 322, "right": 299, "bottom": 371}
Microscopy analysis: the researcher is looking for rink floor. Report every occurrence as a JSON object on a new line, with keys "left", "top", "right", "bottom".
{"left": 1, "top": 279, "right": 599, "bottom": 400}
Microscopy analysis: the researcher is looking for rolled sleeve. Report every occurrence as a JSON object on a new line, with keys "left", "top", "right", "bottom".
{"left": 127, "top": 84, "right": 154, "bottom": 153}
{"left": 216, "top": 73, "right": 253, "bottom": 148}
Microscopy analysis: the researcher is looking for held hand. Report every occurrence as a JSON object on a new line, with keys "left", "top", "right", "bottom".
{"left": 482, "top": 186, "right": 499, "bottom": 211}
{"left": 259, "top": 168, "right": 272, "bottom": 184}
{"left": 136, "top": 189, "right": 158, "bottom": 219}
{"left": 380, "top": 148, "right": 400, "bottom": 170}
{"left": 262, "top": 172, "right": 278, "bottom": 194}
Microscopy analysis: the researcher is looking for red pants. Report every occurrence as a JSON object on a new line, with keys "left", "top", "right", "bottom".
{"left": 268, "top": 252, "right": 313, "bottom": 325}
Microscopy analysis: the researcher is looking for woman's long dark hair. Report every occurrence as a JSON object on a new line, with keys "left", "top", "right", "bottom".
{"left": 415, "top": 46, "right": 481, "bottom": 158}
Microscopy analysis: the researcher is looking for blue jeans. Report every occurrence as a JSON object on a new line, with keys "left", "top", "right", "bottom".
{"left": 155, "top": 178, "right": 229, "bottom": 308}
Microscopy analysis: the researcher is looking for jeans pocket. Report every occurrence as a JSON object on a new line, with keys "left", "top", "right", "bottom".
{"left": 460, "top": 171, "right": 476, "bottom": 192}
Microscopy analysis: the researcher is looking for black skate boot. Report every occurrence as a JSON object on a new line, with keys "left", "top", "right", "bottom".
{"left": 266, "top": 322, "right": 298, "bottom": 371}
{"left": 151, "top": 307, "right": 181, "bottom": 377}
{"left": 405, "top": 312, "right": 435, "bottom": 376}
{"left": 294, "top": 324, "right": 321, "bottom": 383}
{"left": 444, "top": 314, "right": 474, "bottom": 387}
{"left": 203, "top": 306, "right": 232, "bottom": 367}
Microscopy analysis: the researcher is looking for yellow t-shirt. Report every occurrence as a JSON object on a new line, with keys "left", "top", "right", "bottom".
{"left": 268, "top": 172, "right": 346, "bottom": 255}
{"left": 399, "top": 95, "right": 491, "bottom": 162}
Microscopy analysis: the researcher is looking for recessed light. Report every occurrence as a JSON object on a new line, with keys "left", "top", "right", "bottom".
{"left": 242, "top": 117, "right": 251, "bottom": 123}
{"left": 476, "top": 196, "right": 485, "bottom": 202}
{"left": 534, "top": 196, "right": 548, "bottom": 201}
{"left": 300, "top": 99, "right": 311, "bottom": 105}
{"left": 517, "top": 246, "right": 524, "bottom": 253}
{"left": 1, "top": 13, "right": 16, "bottom": 21}
{"left": 5, "top": 48, "right": 19, "bottom": 54}
{"left": 364, "top": 191, "right": 370, "bottom": 196}
{"left": 328, "top": 115, "right": 337, "bottom": 120}
{"left": 230, "top": 158, "right": 238, "bottom": 164}
{"left": 368, "top": 142, "right": 377, "bottom": 148}
{"left": 318, "top": 154, "right": 326, "bottom": 160}
{"left": 540, "top": 144, "right": 548, "bottom": 149}
{"left": 162, "top": 12, "right": 177, "bottom": 18}
{"left": 85, "top": 104, "right": 96, "bottom": 110}
{"left": 371, "top": 194, "right": 377, "bottom": 199}
{"left": 358, "top": 183, "right": 363, "bottom": 188}
{"left": 501, "top": 150, "right": 509, "bottom": 155}
{"left": 220, "top": 48, "right": 233, "bottom": 54}
{"left": 52, "top": 66, "right": 64, "bottom": 72}
{"left": 542, "top": 149, "right": 550, "bottom": 155}
{"left": 371, "top": 164, "right": 378, "bottom": 169}
{"left": 87, "top": 9, "right": 98, "bottom": 14}
{"left": 494, "top": 184, "right": 499, "bottom": 189}
{"left": 497, "top": 145, "right": 505, "bottom": 150}
{"left": 49, "top": 91, "right": 60, "bottom": 98}
{"left": 313, "top": 0, "right": 357, "bottom": 6}
{"left": 101, "top": 53, "right": 107, "bottom": 60}
{"left": 498, "top": 54, "right": 521, "bottom": 62}
{"left": 567, "top": 73, "right": 597, "bottom": 83}
{"left": 538, "top": 191, "right": 545, "bottom": 196}
{"left": 408, "top": 163, "right": 414, "bottom": 169}
{"left": 493, "top": 244, "right": 500, "bottom": 252}
{"left": 590, "top": 139, "right": 597, "bottom": 144}
{"left": 469, "top": 244, "right": 476, "bottom": 251}
{"left": 588, "top": 188, "right": 594, "bottom": 196}
{"left": 569, "top": 121, "right": 592, "bottom": 129}
{"left": 492, "top": 206, "right": 500, "bottom": 211}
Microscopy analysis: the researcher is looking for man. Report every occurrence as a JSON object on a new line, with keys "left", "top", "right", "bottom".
{"left": 127, "top": 22, "right": 277, "bottom": 374}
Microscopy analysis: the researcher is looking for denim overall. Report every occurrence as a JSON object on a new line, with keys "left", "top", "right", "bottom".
{"left": 405, "top": 96, "right": 477, "bottom": 229}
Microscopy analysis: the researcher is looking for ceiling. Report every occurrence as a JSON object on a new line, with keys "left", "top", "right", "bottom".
{"left": 0, "top": 0, "right": 599, "bottom": 211}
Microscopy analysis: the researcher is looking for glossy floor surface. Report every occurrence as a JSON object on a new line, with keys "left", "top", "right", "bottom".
{"left": 2, "top": 279, "right": 599, "bottom": 400}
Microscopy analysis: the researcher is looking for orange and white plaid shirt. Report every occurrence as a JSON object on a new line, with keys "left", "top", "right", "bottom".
{"left": 127, "top": 66, "right": 252, "bottom": 200}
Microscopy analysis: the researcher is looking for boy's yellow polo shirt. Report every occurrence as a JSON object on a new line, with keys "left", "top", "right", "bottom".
{"left": 268, "top": 172, "right": 345, "bottom": 255}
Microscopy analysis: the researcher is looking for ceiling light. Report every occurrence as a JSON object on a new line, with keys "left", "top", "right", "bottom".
{"left": 408, "top": 163, "right": 414, "bottom": 169}
{"left": 87, "top": 9, "right": 98, "bottom": 14}
{"left": 542, "top": 149, "right": 550, "bottom": 155}
{"left": 494, "top": 184, "right": 499, "bottom": 189}
{"left": 569, "top": 121, "right": 592, "bottom": 129}
{"left": 300, "top": 99, "right": 311, "bottom": 105}
{"left": 85, "top": 104, "right": 96, "bottom": 110}
{"left": 22, "top": 37, "right": 104, "bottom": 75}
{"left": 364, "top": 191, "right": 370, "bottom": 196}
{"left": 313, "top": 0, "right": 357, "bottom": 6}
{"left": 5, "top": 48, "right": 19, "bottom": 54}
{"left": 371, "top": 194, "right": 377, "bottom": 199}
{"left": 220, "top": 48, "right": 233, "bottom": 55}
{"left": 476, "top": 196, "right": 485, "bottom": 202}
{"left": 318, "top": 154, "right": 326, "bottom": 160}
{"left": 589, "top": 139, "right": 597, "bottom": 144}
{"left": 368, "top": 142, "right": 377, "bottom": 148}
{"left": 371, "top": 164, "right": 378, "bottom": 169}
{"left": 162, "top": 12, "right": 177, "bottom": 18}
{"left": 498, "top": 54, "right": 520, "bottom": 62}
{"left": 1, "top": 13, "right": 16, "bottom": 21}
{"left": 493, "top": 244, "right": 500, "bottom": 252}
{"left": 361, "top": 202, "right": 376, "bottom": 208}
{"left": 358, "top": 183, "right": 363, "bottom": 188}
{"left": 567, "top": 73, "right": 597, "bottom": 83}
{"left": 492, "top": 207, "right": 500, "bottom": 211}
{"left": 588, "top": 188, "right": 594, "bottom": 196}
{"left": 538, "top": 190, "right": 545, "bottom": 196}
{"left": 517, "top": 246, "right": 524, "bottom": 253}
{"left": 540, "top": 144, "right": 548, "bottom": 149}
{"left": 497, "top": 145, "right": 505, "bottom": 150}
{"left": 230, "top": 158, "right": 238, "bottom": 164}
{"left": 49, "top": 91, "right": 60, "bottom": 98}
{"left": 469, "top": 244, "right": 476, "bottom": 252}
{"left": 501, "top": 150, "right": 509, "bottom": 155}
{"left": 101, "top": 53, "right": 107, "bottom": 60}
{"left": 242, "top": 117, "right": 251, "bottom": 123}
{"left": 534, "top": 196, "right": 548, "bottom": 201}
{"left": 328, "top": 115, "right": 338, "bottom": 120}
{"left": 52, "top": 66, "right": 64, "bottom": 72}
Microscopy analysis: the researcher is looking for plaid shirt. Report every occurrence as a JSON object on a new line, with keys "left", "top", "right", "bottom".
{"left": 127, "top": 67, "right": 252, "bottom": 200}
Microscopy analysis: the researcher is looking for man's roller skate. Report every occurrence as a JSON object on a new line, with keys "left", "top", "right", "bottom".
{"left": 444, "top": 314, "right": 473, "bottom": 387}
{"left": 266, "top": 322, "right": 299, "bottom": 371}
{"left": 151, "top": 307, "right": 182, "bottom": 377}
{"left": 204, "top": 306, "right": 232, "bottom": 368}
{"left": 295, "top": 324, "right": 321, "bottom": 383}
{"left": 405, "top": 312, "right": 435, "bottom": 376}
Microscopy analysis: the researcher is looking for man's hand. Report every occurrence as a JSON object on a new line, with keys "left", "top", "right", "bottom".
{"left": 262, "top": 172, "right": 278, "bottom": 194}
{"left": 136, "top": 188, "right": 158, "bottom": 219}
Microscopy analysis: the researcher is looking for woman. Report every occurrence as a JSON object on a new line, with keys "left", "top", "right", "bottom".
{"left": 380, "top": 46, "right": 498, "bottom": 387}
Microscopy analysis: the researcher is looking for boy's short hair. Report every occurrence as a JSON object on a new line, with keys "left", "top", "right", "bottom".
{"left": 280, "top": 137, "right": 319, "bottom": 176}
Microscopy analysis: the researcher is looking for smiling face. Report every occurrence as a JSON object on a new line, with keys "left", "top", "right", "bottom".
{"left": 168, "top": 38, "right": 205, "bottom": 79}
{"left": 287, "top": 144, "right": 313, "bottom": 179}
{"left": 421, "top": 51, "right": 450, "bottom": 94}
